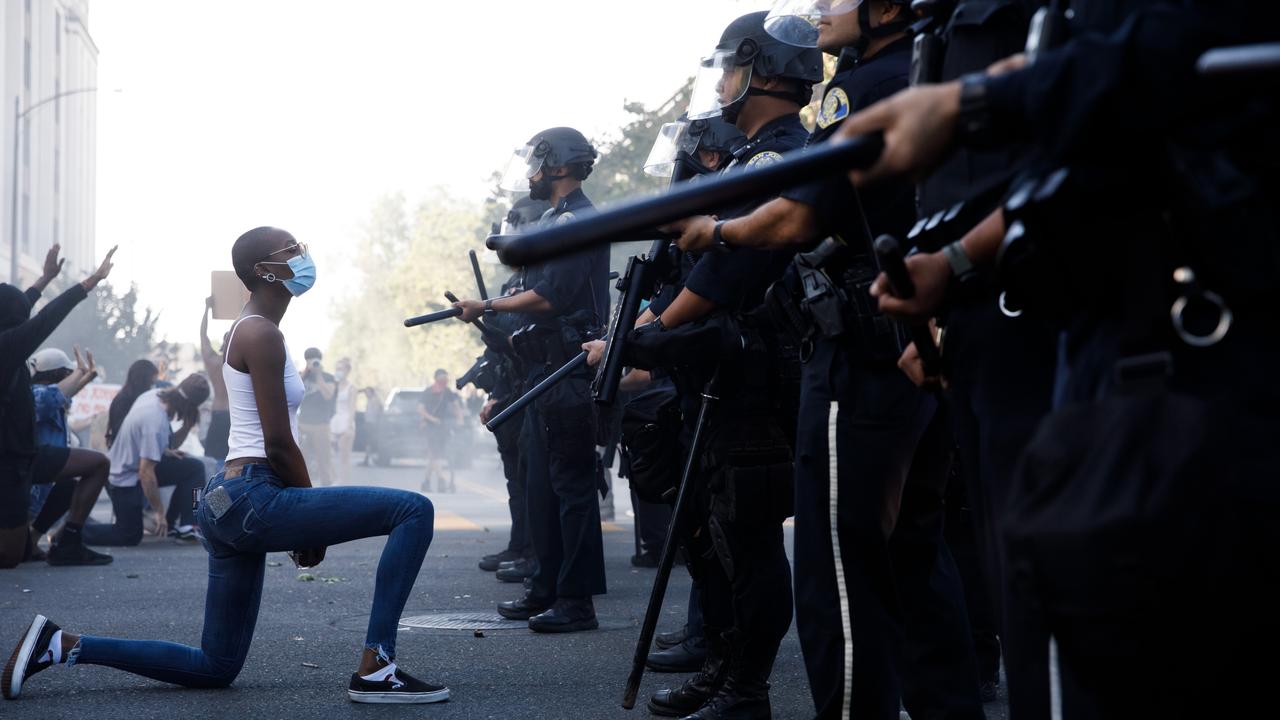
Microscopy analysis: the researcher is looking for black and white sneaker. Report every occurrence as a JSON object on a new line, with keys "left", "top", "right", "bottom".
{"left": 4, "top": 615, "right": 60, "bottom": 700}
{"left": 348, "top": 664, "right": 449, "bottom": 704}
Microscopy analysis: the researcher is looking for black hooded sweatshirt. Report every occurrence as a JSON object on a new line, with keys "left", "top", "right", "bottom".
{"left": 0, "top": 282, "right": 87, "bottom": 459}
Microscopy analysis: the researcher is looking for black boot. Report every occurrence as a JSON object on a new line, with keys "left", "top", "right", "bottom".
{"left": 496, "top": 557, "right": 536, "bottom": 583}
{"left": 681, "top": 629, "right": 773, "bottom": 720}
{"left": 648, "top": 628, "right": 728, "bottom": 717}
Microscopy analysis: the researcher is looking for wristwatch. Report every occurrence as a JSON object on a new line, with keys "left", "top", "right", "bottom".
{"left": 943, "top": 240, "right": 977, "bottom": 282}
{"left": 711, "top": 220, "right": 730, "bottom": 252}
{"left": 956, "top": 72, "right": 997, "bottom": 147}
{"left": 483, "top": 298, "right": 496, "bottom": 315}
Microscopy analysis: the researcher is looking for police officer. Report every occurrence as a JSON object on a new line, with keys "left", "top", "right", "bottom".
{"left": 477, "top": 195, "right": 551, "bottom": 576}
{"left": 455, "top": 127, "right": 610, "bottom": 633}
{"left": 903, "top": 0, "right": 1056, "bottom": 707}
{"left": 838, "top": 2, "right": 1280, "bottom": 716}
{"left": 674, "top": 2, "right": 984, "bottom": 718}
{"left": 630, "top": 11, "right": 820, "bottom": 720}
{"left": 631, "top": 115, "right": 748, "bottom": 676}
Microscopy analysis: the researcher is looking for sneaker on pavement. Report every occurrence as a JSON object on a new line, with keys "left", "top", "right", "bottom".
{"left": 348, "top": 664, "right": 449, "bottom": 704}
{"left": 4, "top": 615, "right": 60, "bottom": 700}
{"left": 46, "top": 540, "right": 112, "bottom": 567}
{"left": 168, "top": 526, "right": 199, "bottom": 544}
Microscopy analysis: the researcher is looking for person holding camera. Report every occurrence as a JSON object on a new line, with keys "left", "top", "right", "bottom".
{"left": 297, "top": 347, "right": 336, "bottom": 487}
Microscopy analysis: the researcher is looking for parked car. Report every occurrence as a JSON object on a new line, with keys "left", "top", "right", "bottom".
{"left": 367, "top": 387, "right": 426, "bottom": 466}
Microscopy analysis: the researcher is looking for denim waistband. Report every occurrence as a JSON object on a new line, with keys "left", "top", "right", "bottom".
{"left": 207, "top": 463, "right": 283, "bottom": 493}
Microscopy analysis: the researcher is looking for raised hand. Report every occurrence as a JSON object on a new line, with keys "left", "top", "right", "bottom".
{"left": 42, "top": 244, "right": 66, "bottom": 282}
{"left": 81, "top": 245, "right": 119, "bottom": 292}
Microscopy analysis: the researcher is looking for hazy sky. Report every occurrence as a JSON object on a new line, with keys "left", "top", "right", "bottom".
{"left": 94, "top": 0, "right": 751, "bottom": 357}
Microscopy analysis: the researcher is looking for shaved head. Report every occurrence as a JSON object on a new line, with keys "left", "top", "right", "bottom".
{"left": 232, "top": 226, "right": 295, "bottom": 289}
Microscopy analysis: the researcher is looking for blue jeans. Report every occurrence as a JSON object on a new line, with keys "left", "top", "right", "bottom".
{"left": 72, "top": 463, "right": 434, "bottom": 688}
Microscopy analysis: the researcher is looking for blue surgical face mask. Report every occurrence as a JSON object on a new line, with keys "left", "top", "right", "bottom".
{"left": 282, "top": 253, "right": 316, "bottom": 296}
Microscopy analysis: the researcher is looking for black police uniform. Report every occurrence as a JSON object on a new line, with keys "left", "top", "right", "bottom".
{"left": 517, "top": 187, "right": 611, "bottom": 606}
{"left": 778, "top": 38, "right": 983, "bottom": 720}
{"left": 644, "top": 112, "right": 810, "bottom": 720}
{"left": 913, "top": 0, "right": 1057, "bottom": 705}
{"left": 488, "top": 272, "right": 531, "bottom": 560}
{"left": 953, "top": 3, "right": 1280, "bottom": 717}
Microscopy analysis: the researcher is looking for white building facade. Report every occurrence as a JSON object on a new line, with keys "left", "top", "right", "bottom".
{"left": 1, "top": 0, "right": 98, "bottom": 286}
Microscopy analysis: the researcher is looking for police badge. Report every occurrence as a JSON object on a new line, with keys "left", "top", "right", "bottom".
{"left": 817, "top": 87, "right": 851, "bottom": 130}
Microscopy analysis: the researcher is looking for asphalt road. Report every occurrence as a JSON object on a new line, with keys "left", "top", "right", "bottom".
{"left": 1, "top": 443, "right": 1010, "bottom": 719}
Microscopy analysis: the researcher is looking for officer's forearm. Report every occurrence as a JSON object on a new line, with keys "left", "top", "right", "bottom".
{"left": 658, "top": 289, "right": 717, "bottom": 329}
{"left": 958, "top": 209, "right": 1006, "bottom": 265}
{"left": 492, "top": 289, "right": 554, "bottom": 315}
{"left": 724, "top": 198, "right": 820, "bottom": 250}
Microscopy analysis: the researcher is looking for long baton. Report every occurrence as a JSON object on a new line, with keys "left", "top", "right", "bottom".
{"left": 469, "top": 249, "right": 490, "bottom": 301}
{"left": 403, "top": 307, "right": 462, "bottom": 327}
{"left": 491, "top": 134, "right": 884, "bottom": 267}
{"left": 485, "top": 351, "right": 589, "bottom": 431}
{"left": 622, "top": 375, "right": 719, "bottom": 709}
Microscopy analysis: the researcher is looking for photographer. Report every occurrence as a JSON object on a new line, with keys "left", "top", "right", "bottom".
{"left": 297, "top": 348, "right": 336, "bottom": 487}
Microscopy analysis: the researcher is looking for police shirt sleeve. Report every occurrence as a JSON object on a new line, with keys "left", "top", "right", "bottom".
{"left": 683, "top": 249, "right": 772, "bottom": 309}
{"left": 530, "top": 251, "right": 593, "bottom": 314}
{"left": 978, "top": 5, "right": 1244, "bottom": 159}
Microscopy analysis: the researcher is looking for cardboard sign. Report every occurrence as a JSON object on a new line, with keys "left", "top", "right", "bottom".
{"left": 211, "top": 271, "right": 250, "bottom": 320}
{"left": 68, "top": 383, "right": 121, "bottom": 426}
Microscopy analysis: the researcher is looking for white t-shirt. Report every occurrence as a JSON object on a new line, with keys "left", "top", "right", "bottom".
{"left": 107, "top": 390, "right": 171, "bottom": 488}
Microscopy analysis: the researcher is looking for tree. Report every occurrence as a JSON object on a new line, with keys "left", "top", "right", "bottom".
{"left": 329, "top": 192, "right": 489, "bottom": 394}
{"left": 41, "top": 280, "right": 162, "bottom": 384}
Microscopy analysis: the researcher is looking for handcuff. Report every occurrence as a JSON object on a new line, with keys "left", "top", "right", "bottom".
{"left": 1170, "top": 267, "right": 1232, "bottom": 348}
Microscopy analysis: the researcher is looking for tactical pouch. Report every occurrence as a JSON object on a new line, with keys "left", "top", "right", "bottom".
{"left": 511, "top": 324, "right": 555, "bottom": 366}
{"left": 709, "top": 461, "right": 796, "bottom": 528}
{"left": 763, "top": 268, "right": 816, "bottom": 355}
{"left": 620, "top": 383, "right": 685, "bottom": 504}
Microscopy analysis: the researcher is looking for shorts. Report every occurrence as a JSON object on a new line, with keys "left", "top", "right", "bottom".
{"left": 0, "top": 454, "right": 35, "bottom": 529}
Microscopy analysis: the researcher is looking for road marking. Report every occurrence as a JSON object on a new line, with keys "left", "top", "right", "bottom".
{"left": 434, "top": 511, "right": 482, "bottom": 531}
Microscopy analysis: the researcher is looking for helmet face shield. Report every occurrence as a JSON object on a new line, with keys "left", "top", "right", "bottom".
{"left": 765, "top": 0, "right": 863, "bottom": 48}
{"left": 687, "top": 49, "right": 754, "bottom": 120}
{"left": 643, "top": 122, "right": 695, "bottom": 178}
{"left": 498, "top": 143, "right": 554, "bottom": 193}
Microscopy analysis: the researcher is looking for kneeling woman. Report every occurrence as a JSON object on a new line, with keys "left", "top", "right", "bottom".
{"left": 5, "top": 227, "right": 446, "bottom": 704}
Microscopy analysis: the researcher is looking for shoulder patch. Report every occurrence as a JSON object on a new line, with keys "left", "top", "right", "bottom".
{"left": 817, "top": 87, "right": 851, "bottom": 130}
{"left": 553, "top": 211, "right": 576, "bottom": 226}
{"left": 746, "top": 151, "right": 784, "bottom": 169}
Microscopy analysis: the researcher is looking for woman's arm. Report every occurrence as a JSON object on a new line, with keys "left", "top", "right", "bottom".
{"left": 240, "top": 320, "right": 312, "bottom": 488}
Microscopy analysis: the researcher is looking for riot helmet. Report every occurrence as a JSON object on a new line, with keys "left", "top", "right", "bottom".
{"left": 500, "top": 195, "right": 552, "bottom": 235}
{"left": 687, "top": 11, "right": 824, "bottom": 124}
{"left": 643, "top": 117, "right": 746, "bottom": 179}
{"left": 499, "top": 126, "right": 598, "bottom": 201}
{"left": 765, "top": 0, "right": 912, "bottom": 55}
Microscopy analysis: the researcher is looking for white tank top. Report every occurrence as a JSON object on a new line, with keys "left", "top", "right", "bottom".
{"left": 222, "top": 315, "right": 305, "bottom": 462}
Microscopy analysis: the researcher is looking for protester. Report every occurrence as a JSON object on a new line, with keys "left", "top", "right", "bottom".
{"left": 200, "top": 297, "right": 232, "bottom": 470}
{"left": 417, "top": 369, "right": 461, "bottom": 494}
{"left": 23, "top": 347, "right": 114, "bottom": 566}
{"left": 358, "top": 386, "right": 383, "bottom": 467}
{"left": 105, "top": 360, "right": 160, "bottom": 449}
{"left": 4, "top": 227, "right": 446, "bottom": 704}
{"left": 297, "top": 347, "right": 336, "bottom": 486}
{"left": 330, "top": 358, "right": 355, "bottom": 485}
{"left": 0, "top": 244, "right": 117, "bottom": 569}
{"left": 81, "top": 375, "right": 211, "bottom": 546}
